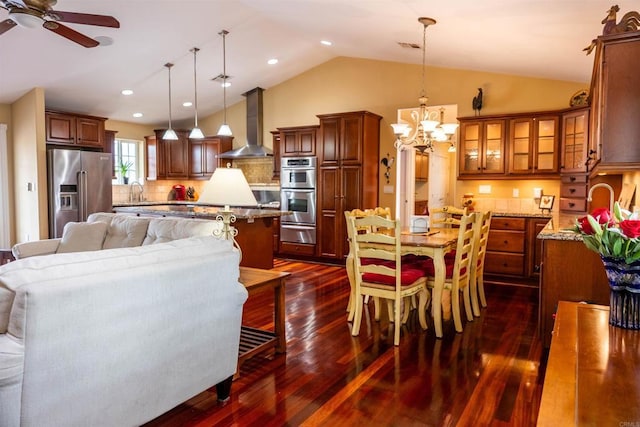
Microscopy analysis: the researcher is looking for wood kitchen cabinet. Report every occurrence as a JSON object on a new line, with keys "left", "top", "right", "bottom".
{"left": 104, "top": 130, "right": 118, "bottom": 179}
{"left": 539, "top": 238, "right": 609, "bottom": 347}
{"left": 278, "top": 125, "right": 318, "bottom": 157}
{"left": 147, "top": 130, "right": 231, "bottom": 180}
{"left": 45, "top": 110, "right": 106, "bottom": 150}
{"left": 317, "top": 111, "right": 381, "bottom": 261}
{"left": 485, "top": 215, "right": 551, "bottom": 286}
{"left": 560, "top": 107, "right": 590, "bottom": 174}
{"left": 189, "top": 136, "right": 233, "bottom": 179}
{"left": 589, "top": 31, "right": 640, "bottom": 172}
{"left": 415, "top": 151, "right": 429, "bottom": 181}
{"left": 271, "top": 130, "right": 281, "bottom": 179}
{"left": 458, "top": 118, "right": 506, "bottom": 177}
{"left": 508, "top": 115, "right": 559, "bottom": 175}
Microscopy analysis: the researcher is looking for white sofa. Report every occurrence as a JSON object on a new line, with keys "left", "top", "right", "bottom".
{"left": 11, "top": 212, "right": 225, "bottom": 260}
{"left": 0, "top": 215, "right": 248, "bottom": 427}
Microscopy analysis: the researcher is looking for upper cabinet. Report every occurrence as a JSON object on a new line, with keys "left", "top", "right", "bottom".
{"left": 278, "top": 125, "right": 318, "bottom": 157}
{"left": 189, "top": 136, "right": 233, "bottom": 179}
{"left": 458, "top": 118, "right": 506, "bottom": 177}
{"left": 46, "top": 110, "right": 106, "bottom": 150}
{"left": 560, "top": 107, "right": 590, "bottom": 174}
{"left": 508, "top": 115, "right": 559, "bottom": 175}
{"left": 146, "top": 130, "right": 232, "bottom": 180}
{"left": 589, "top": 31, "right": 640, "bottom": 173}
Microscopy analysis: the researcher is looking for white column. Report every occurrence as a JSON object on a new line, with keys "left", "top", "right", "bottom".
{"left": 0, "top": 124, "right": 9, "bottom": 247}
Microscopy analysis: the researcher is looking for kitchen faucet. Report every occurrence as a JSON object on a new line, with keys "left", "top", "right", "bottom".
{"left": 587, "top": 182, "right": 614, "bottom": 212}
{"left": 129, "top": 181, "right": 145, "bottom": 203}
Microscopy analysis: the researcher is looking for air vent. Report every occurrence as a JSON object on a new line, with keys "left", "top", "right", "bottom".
{"left": 398, "top": 42, "right": 421, "bottom": 49}
{"left": 212, "top": 74, "right": 232, "bottom": 82}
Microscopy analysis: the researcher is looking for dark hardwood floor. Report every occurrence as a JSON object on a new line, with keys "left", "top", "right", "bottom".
{"left": 145, "top": 259, "right": 545, "bottom": 426}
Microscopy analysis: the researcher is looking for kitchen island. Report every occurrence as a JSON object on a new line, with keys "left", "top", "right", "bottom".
{"left": 112, "top": 204, "right": 289, "bottom": 270}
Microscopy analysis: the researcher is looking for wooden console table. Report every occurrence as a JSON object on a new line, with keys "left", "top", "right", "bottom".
{"left": 237, "top": 266, "right": 290, "bottom": 369}
{"left": 538, "top": 301, "right": 640, "bottom": 425}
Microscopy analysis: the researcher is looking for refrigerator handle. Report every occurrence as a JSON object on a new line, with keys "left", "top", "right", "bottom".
{"left": 79, "top": 170, "right": 88, "bottom": 221}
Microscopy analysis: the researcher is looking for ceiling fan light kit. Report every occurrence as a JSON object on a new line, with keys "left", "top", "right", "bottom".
{"left": 0, "top": 0, "right": 119, "bottom": 47}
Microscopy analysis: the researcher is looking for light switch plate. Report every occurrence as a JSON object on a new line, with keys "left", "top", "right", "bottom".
{"left": 383, "top": 185, "right": 394, "bottom": 194}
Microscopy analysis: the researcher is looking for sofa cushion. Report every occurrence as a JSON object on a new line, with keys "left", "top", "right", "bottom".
{"left": 143, "top": 217, "right": 219, "bottom": 245}
{"left": 56, "top": 222, "right": 108, "bottom": 254}
{"left": 102, "top": 215, "right": 150, "bottom": 249}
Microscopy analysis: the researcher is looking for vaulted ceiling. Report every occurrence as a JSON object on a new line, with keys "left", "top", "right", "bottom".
{"left": 0, "top": 0, "right": 633, "bottom": 124}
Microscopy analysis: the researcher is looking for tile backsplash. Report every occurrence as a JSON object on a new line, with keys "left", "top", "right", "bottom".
{"left": 112, "top": 158, "right": 277, "bottom": 204}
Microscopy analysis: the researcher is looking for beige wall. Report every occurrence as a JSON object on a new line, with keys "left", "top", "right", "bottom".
{"left": 104, "top": 119, "right": 156, "bottom": 141}
{"left": 11, "top": 88, "right": 47, "bottom": 242}
{"left": 201, "top": 56, "right": 587, "bottom": 213}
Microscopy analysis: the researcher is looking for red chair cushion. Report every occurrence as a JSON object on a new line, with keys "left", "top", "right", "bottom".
{"left": 362, "top": 267, "right": 425, "bottom": 286}
{"left": 420, "top": 257, "right": 467, "bottom": 279}
{"left": 360, "top": 257, "right": 396, "bottom": 268}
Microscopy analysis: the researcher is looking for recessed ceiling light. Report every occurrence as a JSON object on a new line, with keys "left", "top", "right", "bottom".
{"left": 95, "top": 36, "right": 114, "bottom": 46}
{"left": 121, "top": 89, "right": 133, "bottom": 96}
{"left": 221, "top": 82, "right": 231, "bottom": 88}
{"left": 132, "top": 112, "right": 143, "bottom": 118}
{"left": 183, "top": 101, "right": 193, "bottom": 107}
{"left": 321, "top": 40, "right": 332, "bottom": 46}
{"left": 267, "top": 58, "right": 278, "bottom": 65}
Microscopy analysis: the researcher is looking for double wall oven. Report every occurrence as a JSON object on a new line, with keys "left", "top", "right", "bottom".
{"left": 280, "top": 157, "right": 317, "bottom": 245}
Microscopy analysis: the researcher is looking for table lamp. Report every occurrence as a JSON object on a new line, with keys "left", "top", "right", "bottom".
{"left": 198, "top": 164, "right": 258, "bottom": 255}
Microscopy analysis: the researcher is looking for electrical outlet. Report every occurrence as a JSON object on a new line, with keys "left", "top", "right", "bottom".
{"left": 513, "top": 188, "right": 519, "bottom": 198}
{"left": 479, "top": 185, "right": 491, "bottom": 194}
{"left": 383, "top": 185, "right": 394, "bottom": 194}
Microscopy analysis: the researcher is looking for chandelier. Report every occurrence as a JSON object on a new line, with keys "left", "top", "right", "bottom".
{"left": 391, "top": 17, "right": 458, "bottom": 153}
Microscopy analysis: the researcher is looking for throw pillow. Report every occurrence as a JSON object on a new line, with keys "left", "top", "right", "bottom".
{"left": 56, "top": 221, "right": 108, "bottom": 254}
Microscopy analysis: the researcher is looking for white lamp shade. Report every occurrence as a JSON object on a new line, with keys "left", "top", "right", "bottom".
{"left": 9, "top": 10, "right": 42, "bottom": 28}
{"left": 421, "top": 119, "right": 439, "bottom": 132}
{"left": 441, "top": 123, "right": 459, "bottom": 134}
{"left": 217, "top": 123, "right": 233, "bottom": 136}
{"left": 198, "top": 167, "right": 258, "bottom": 207}
{"left": 163, "top": 128, "right": 178, "bottom": 140}
{"left": 189, "top": 127, "right": 205, "bottom": 139}
{"left": 391, "top": 123, "right": 409, "bottom": 136}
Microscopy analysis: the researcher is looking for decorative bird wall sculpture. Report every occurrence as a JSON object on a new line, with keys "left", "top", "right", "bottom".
{"left": 472, "top": 88, "right": 483, "bottom": 116}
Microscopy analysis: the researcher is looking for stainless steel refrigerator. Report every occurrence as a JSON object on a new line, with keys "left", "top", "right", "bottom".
{"left": 47, "top": 149, "right": 113, "bottom": 238}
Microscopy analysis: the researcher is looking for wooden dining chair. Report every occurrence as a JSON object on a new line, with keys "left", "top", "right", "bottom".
{"left": 469, "top": 210, "right": 492, "bottom": 317}
{"left": 344, "top": 207, "right": 392, "bottom": 322}
{"left": 423, "top": 212, "right": 476, "bottom": 333}
{"left": 347, "top": 214, "right": 430, "bottom": 346}
{"left": 430, "top": 205, "right": 468, "bottom": 228}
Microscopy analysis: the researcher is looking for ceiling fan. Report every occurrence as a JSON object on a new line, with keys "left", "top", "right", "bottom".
{"left": 0, "top": 0, "right": 119, "bottom": 48}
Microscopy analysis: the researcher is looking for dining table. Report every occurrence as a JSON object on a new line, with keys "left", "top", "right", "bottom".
{"left": 346, "top": 227, "right": 460, "bottom": 338}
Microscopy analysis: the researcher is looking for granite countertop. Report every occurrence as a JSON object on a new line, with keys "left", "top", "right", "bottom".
{"left": 112, "top": 204, "right": 290, "bottom": 220}
{"left": 486, "top": 210, "right": 584, "bottom": 241}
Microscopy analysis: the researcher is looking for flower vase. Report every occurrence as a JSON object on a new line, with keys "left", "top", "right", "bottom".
{"left": 601, "top": 256, "right": 640, "bottom": 329}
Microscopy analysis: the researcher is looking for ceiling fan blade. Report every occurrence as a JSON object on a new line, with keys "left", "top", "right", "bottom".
{"left": 43, "top": 21, "right": 99, "bottom": 47}
{"left": 0, "top": 18, "right": 17, "bottom": 34}
{"left": 51, "top": 10, "right": 119, "bottom": 28}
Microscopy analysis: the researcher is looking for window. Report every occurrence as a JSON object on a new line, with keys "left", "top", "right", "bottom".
{"left": 113, "top": 139, "right": 142, "bottom": 183}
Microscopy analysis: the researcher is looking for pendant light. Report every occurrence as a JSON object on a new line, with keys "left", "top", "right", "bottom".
{"left": 189, "top": 47, "right": 205, "bottom": 139}
{"left": 217, "top": 29, "right": 232, "bottom": 136}
{"left": 163, "top": 62, "right": 178, "bottom": 140}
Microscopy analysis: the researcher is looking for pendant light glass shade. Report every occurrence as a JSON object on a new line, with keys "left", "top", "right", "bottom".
{"left": 163, "top": 63, "right": 178, "bottom": 140}
{"left": 217, "top": 29, "right": 232, "bottom": 137}
{"left": 189, "top": 47, "right": 204, "bottom": 139}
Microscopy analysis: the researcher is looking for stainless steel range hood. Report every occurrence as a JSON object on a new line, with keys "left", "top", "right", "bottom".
{"left": 218, "top": 87, "right": 273, "bottom": 159}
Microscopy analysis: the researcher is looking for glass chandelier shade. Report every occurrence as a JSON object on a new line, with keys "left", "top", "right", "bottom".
{"left": 163, "top": 63, "right": 178, "bottom": 140}
{"left": 391, "top": 17, "right": 458, "bottom": 153}
{"left": 217, "top": 29, "right": 233, "bottom": 137}
{"left": 189, "top": 47, "right": 204, "bottom": 139}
